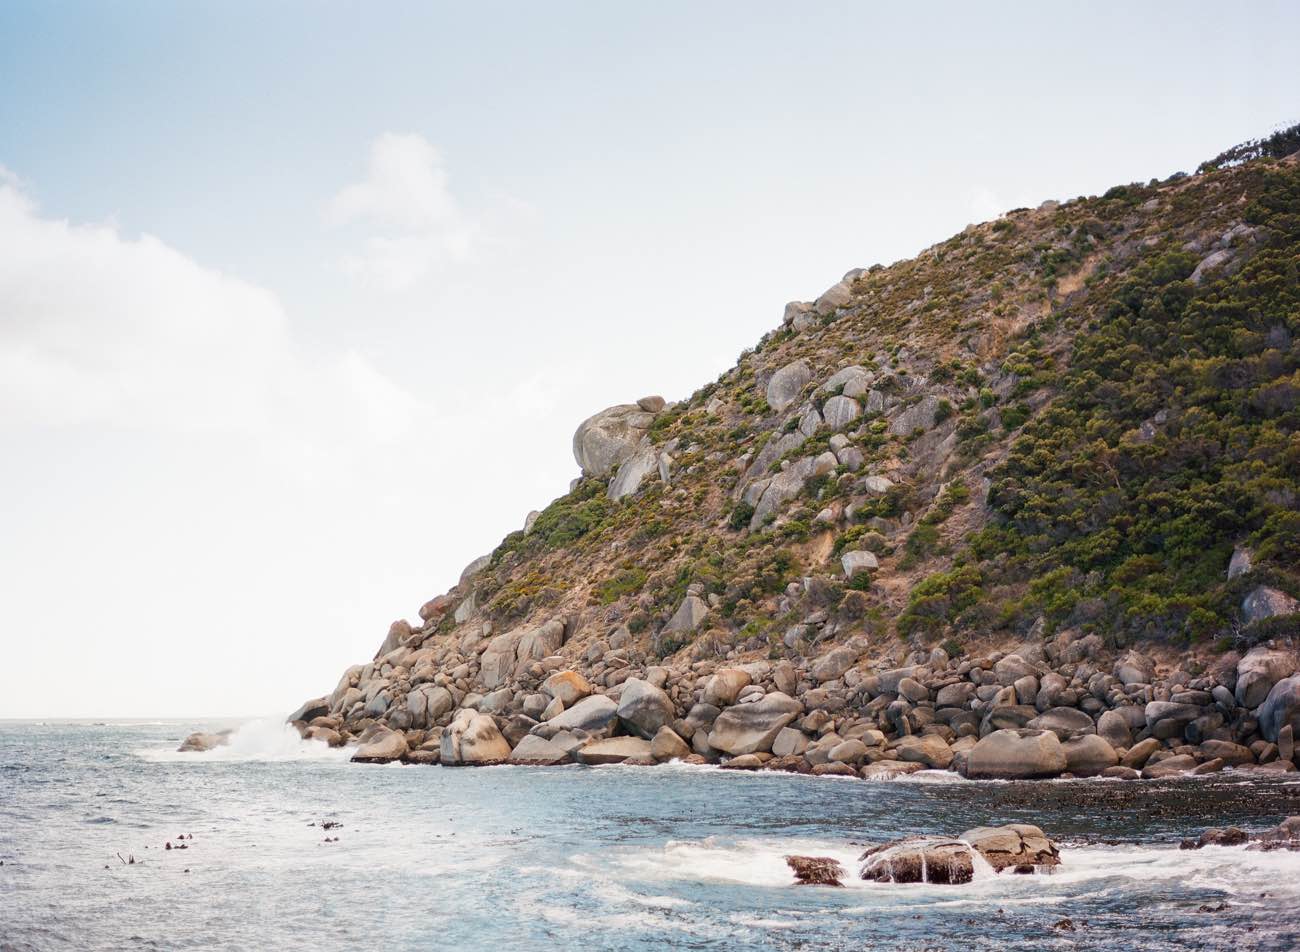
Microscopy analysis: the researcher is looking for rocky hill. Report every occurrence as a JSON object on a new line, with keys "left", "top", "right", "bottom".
{"left": 273, "top": 127, "right": 1300, "bottom": 780}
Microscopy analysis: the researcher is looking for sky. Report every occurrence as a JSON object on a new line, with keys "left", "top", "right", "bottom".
{"left": 1, "top": 2, "right": 1297, "bottom": 719}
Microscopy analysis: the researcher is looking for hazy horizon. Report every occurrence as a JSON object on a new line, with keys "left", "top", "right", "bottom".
{"left": 3, "top": 1, "right": 1299, "bottom": 719}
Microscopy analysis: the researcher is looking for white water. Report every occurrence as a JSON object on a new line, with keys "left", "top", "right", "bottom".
{"left": 135, "top": 716, "right": 351, "bottom": 763}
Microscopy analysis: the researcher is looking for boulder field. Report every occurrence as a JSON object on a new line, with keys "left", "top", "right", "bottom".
{"left": 242, "top": 628, "right": 1300, "bottom": 784}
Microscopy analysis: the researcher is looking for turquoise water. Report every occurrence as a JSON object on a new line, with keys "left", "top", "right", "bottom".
{"left": 3, "top": 719, "right": 1300, "bottom": 951}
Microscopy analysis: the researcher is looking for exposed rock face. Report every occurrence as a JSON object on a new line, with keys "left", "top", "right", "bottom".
{"left": 708, "top": 692, "right": 802, "bottom": 755}
{"left": 608, "top": 446, "right": 660, "bottom": 501}
{"left": 664, "top": 594, "right": 710, "bottom": 634}
{"left": 440, "top": 709, "right": 512, "bottom": 765}
{"left": 572, "top": 404, "right": 656, "bottom": 477}
{"left": 966, "top": 729, "right": 1067, "bottom": 780}
{"left": 786, "top": 855, "right": 845, "bottom": 886}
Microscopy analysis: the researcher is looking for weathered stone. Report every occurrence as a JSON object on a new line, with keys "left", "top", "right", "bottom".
{"left": 1026, "top": 707, "right": 1096, "bottom": 739}
{"left": 617, "top": 678, "right": 676, "bottom": 739}
{"left": 766, "top": 360, "right": 813, "bottom": 412}
{"left": 966, "top": 729, "right": 1067, "bottom": 779}
{"left": 813, "top": 281, "right": 853, "bottom": 315}
{"left": 650, "top": 726, "right": 691, "bottom": 762}
{"left": 1243, "top": 586, "right": 1299, "bottom": 624}
{"left": 1114, "top": 651, "right": 1155, "bottom": 686}
{"left": 1199, "top": 739, "right": 1255, "bottom": 766}
{"left": 664, "top": 595, "right": 709, "bottom": 634}
{"left": 960, "top": 824, "right": 1061, "bottom": 873}
{"left": 351, "top": 727, "right": 409, "bottom": 764}
{"left": 1097, "top": 709, "right": 1133, "bottom": 748}
{"left": 859, "top": 838, "right": 974, "bottom": 885}
{"left": 1141, "top": 754, "right": 1198, "bottom": 779}
{"left": 822, "top": 395, "right": 861, "bottom": 431}
{"left": 1227, "top": 546, "right": 1253, "bottom": 580}
{"left": 1061, "top": 735, "right": 1119, "bottom": 776}
{"left": 1257, "top": 675, "right": 1300, "bottom": 742}
{"left": 936, "top": 682, "right": 977, "bottom": 708}
{"left": 860, "top": 761, "right": 925, "bottom": 780}
{"left": 702, "top": 668, "right": 752, "bottom": 707}
{"left": 708, "top": 692, "right": 803, "bottom": 755}
{"left": 786, "top": 855, "right": 845, "bottom": 887}
{"left": 750, "top": 457, "right": 814, "bottom": 529}
{"left": 608, "top": 445, "right": 660, "bottom": 500}
{"left": 573, "top": 404, "right": 656, "bottom": 477}
{"left": 1121, "top": 737, "right": 1161, "bottom": 769}
{"left": 1236, "top": 646, "right": 1298, "bottom": 708}
{"left": 576, "top": 736, "right": 654, "bottom": 765}
{"left": 889, "top": 395, "right": 941, "bottom": 436}
{"left": 545, "top": 694, "right": 618, "bottom": 733}
{"left": 812, "top": 646, "right": 857, "bottom": 683}
{"left": 894, "top": 733, "right": 954, "bottom": 769}
{"left": 440, "top": 709, "right": 512, "bottom": 765}
{"left": 841, "top": 550, "right": 878, "bottom": 578}
{"left": 288, "top": 696, "right": 330, "bottom": 724}
{"left": 772, "top": 726, "right": 810, "bottom": 757}
{"left": 508, "top": 734, "right": 571, "bottom": 764}
{"left": 542, "top": 670, "right": 592, "bottom": 707}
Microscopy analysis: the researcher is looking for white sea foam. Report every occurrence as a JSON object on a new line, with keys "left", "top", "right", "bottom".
{"left": 135, "top": 717, "right": 352, "bottom": 763}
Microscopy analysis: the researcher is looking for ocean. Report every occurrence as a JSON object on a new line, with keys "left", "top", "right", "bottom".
{"left": 3, "top": 719, "right": 1299, "bottom": 951}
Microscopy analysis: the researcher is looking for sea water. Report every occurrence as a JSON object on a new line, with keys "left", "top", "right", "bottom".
{"left": 3, "top": 719, "right": 1300, "bottom": 951}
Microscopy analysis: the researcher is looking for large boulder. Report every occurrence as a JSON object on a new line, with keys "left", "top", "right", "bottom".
{"left": 1061, "top": 735, "right": 1119, "bottom": 776}
{"left": 1236, "top": 646, "right": 1298, "bottom": 708}
{"left": 351, "top": 727, "right": 409, "bottom": 764}
{"left": 650, "top": 726, "right": 692, "bottom": 762}
{"left": 542, "top": 671, "right": 592, "bottom": 707}
{"left": 766, "top": 360, "right": 812, "bottom": 412}
{"left": 966, "top": 729, "right": 1067, "bottom": 780}
{"left": 889, "top": 395, "right": 941, "bottom": 436}
{"left": 708, "top": 692, "right": 803, "bottom": 755}
{"left": 516, "top": 619, "right": 567, "bottom": 665}
{"left": 608, "top": 446, "right": 661, "bottom": 501}
{"left": 508, "top": 734, "right": 572, "bottom": 765}
{"left": 573, "top": 404, "right": 656, "bottom": 477}
{"left": 813, "top": 281, "right": 853, "bottom": 315}
{"left": 1026, "top": 707, "right": 1096, "bottom": 739}
{"left": 786, "top": 855, "right": 845, "bottom": 887}
{"left": 479, "top": 628, "right": 525, "bottom": 690}
{"left": 616, "top": 678, "right": 676, "bottom": 739}
{"left": 1258, "top": 675, "right": 1300, "bottom": 742}
{"left": 664, "top": 595, "right": 709, "bottom": 634}
{"left": 750, "top": 457, "right": 815, "bottom": 529}
{"left": 1242, "top": 586, "right": 1299, "bottom": 624}
{"left": 288, "top": 696, "right": 330, "bottom": 724}
{"left": 893, "top": 733, "right": 954, "bottom": 769}
{"left": 960, "top": 824, "right": 1061, "bottom": 873}
{"left": 859, "top": 838, "right": 975, "bottom": 885}
{"left": 440, "top": 709, "right": 512, "bottom": 765}
{"left": 822, "top": 395, "right": 861, "bottom": 431}
{"left": 576, "top": 736, "right": 654, "bottom": 765}
{"left": 811, "top": 646, "right": 857, "bottom": 683}
{"left": 702, "top": 669, "right": 752, "bottom": 707}
{"left": 544, "top": 694, "right": 618, "bottom": 733}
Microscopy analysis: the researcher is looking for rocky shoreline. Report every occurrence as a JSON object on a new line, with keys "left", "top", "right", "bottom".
{"left": 187, "top": 627, "right": 1300, "bottom": 786}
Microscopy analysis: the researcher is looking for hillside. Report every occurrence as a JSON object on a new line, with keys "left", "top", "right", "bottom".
{"left": 274, "top": 127, "right": 1300, "bottom": 777}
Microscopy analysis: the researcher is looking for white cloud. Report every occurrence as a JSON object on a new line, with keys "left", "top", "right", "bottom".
{"left": 325, "top": 133, "right": 480, "bottom": 291}
{"left": 0, "top": 174, "right": 426, "bottom": 447}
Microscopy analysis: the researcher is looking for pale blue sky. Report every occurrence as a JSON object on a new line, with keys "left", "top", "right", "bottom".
{"left": 1, "top": 2, "right": 1297, "bottom": 717}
